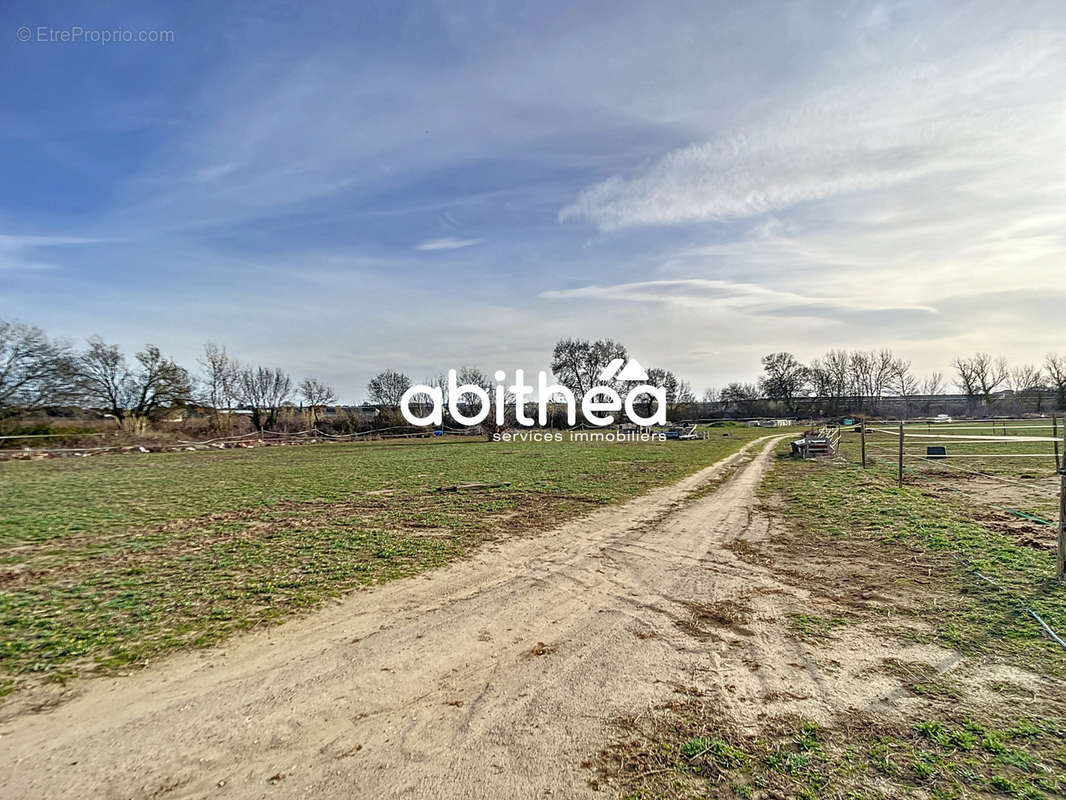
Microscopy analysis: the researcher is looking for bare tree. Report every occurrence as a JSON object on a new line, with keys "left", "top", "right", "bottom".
{"left": 1045, "top": 353, "right": 1066, "bottom": 411}
{"left": 888, "top": 358, "right": 918, "bottom": 397}
{"left": 551, "top": 337, "right": 628, "bottom": 398}
{"left": 758, "top": 352, "right": 809, "bottom": 414}
{"left": 887, "top": 357, "right": 918, "bottom": 416}
{"left": 198, "top": 342, "right": 238, "bottom": 432}
{"left": 644, "top": 367, "right": 695, "bottom": 420}
{"left": 416, "top": 368, "right": 494, "bottom": 425}
{"left": 76, "top": 338, "right": 127, "bottom": 420}
{"left": 1010, "top": 365, "right": 1045, "bottom": 412}
{"left": 646, "top": 368, "right": 693, "bottom": 402}
{"left": 953, "top": 353, "right": 1009, "bottom": 414}
{"left": 701, "top": 387, "right": 719, "bottom": 404}
{"left": 919, "top": 372, "right": 945, "bottom": 416}
{"left": 455, "top": 366, "right": 492, "bottom": 418}
{"left": 236, "top": 366, "right": 292, "bottom": 431}
{"left": 810, "top": 349, "right": 849, "bottom": 415}
{"left": 481, "top": 386, "right": 517, "bottom": 438}
{"left": 720, "top": 382, "right": 760, "bottom": 416}
{"left": 672, "top": 376, "right": 696, "bottom": 418}
{"left": 366, "top": 369, "right": 411, "bottom": 408}
{"left": 425, "top": 374, "right": 450, "bottom": 419}
{"left": 849, "top": 351, "right": 874, "bottom": 412}
{"left": 976, "top": 354, "right": 1010, "bottom": 406}
{"left": 76, "top": 339, "right": 192, "bottom": 432}
{"left": 921, "top": 372, "right": 945, "bottom": 397}
{"left": 952, "top": 355, "right": 980, "bottom": 412}
{"left": 872, "top": 349, "right": 896, "bottom": 406}
{"left": 299, "top": 377, "right": 336, "bottom": 427}
{"left": 845, "top": 349, "right": 897, "bottom": 413}
{"left": 0, "top": 320, "right": 76, "bottom": 422}
{"left": 126, "top": 345, "right": 193, "bottom": 429}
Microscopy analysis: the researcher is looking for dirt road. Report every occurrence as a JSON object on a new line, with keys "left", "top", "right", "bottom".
{"left": 1, "top": 436, "right": 787, "bottom": 799}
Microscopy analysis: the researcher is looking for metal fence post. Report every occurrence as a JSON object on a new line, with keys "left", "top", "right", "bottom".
{"left": 1054, "top": 414, "right": 1061, "bottom": 472}
{"left": 898, "top": 420, "right": 904, "bottom": 488}
{"left": 1059, "top": 423, "right": 1066, "bottom": 581}
{"left": 860, "top": 419, "right": 867, "bottom": 469}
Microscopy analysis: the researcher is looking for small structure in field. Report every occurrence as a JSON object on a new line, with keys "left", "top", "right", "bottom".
{"left": 665, "top": 424, "right": 704, "bottom": 440}
{"left": 792, "top": 424, "right": 840, "bottom": 458}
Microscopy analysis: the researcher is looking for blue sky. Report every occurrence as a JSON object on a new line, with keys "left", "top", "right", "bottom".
{"left": 3, "top": 0, "right": 1065, "bottom": 401}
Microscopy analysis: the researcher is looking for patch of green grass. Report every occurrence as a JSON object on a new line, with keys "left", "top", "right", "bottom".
{"left": 593, "top": 704, "right": 1066, "bottom": 800}
{"left": 878, "top": 659, "right": 967, "bottom": 701}
{"left": 761, "top": 437, "right": 1066, "bottom": 677}
{"left": 682, "top": 735, "right": 749, "bottom": 768}
{"left": 0, "top": 430, "right": 779, "bottom": 691}
{"left": 788, "top": 612, "right": 848, "bottom": 642}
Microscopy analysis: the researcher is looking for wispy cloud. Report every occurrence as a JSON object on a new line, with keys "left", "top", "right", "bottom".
{"left": 414, "top": 237, "right": 483, "bottom": 251}
{"left": 0, "top": 235, "right": 103, "bottom": 271}
{"left": 560, "top": 32, "right": 1066, "bottom": 231}
{"left": 540, "top": 278, "right": 937, "bottom": 317}
{"left": 194, "top": 162, "right": 239, "bottom": 183}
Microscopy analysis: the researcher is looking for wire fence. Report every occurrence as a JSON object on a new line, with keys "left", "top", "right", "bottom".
{"left": 866, "top": 422, "right": 1059, "bottom": 513}
{"left": 859, "top": 418, "right": 1066, "bottom": 649}
{"left": 862, "top": 418, "right": 1065, "bottom": 578}
{"left": 0, "top": 424, "right": 490, "bottom": 458}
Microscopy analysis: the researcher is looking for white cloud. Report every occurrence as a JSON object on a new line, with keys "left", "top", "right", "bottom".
{"left": 540, "top": 278, "right": 936, "bottom": 316}
{"left": 0, "top": 235, "right": 102, "bottom": 271}
{"left": 560, "top": 31, "right": 1066, "bottom": 231}
{"left": 414, "top": 237, "right": 484, "bottom": 251}
{"left": 194, "top": 162, "right": 239, "bottom": 182}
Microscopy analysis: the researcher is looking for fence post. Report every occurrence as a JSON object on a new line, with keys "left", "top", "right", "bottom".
{"left": 860, "top": 419, "right": 867, "bottom": 469}
{"left": 898, "top": 420, "right": 904, "bottom": 488}
{"left": 1054, "top": 414, "right": 1061, "bottom": 472}
{"left": 1059, "top": 423, "right": 1066, "bottom": 581}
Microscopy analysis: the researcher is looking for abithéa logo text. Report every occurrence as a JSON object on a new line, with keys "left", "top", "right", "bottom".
{"left": 399, "top": 359, "right": 666, "bottom": 428}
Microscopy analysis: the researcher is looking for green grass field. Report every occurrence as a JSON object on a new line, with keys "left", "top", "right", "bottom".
{"left": 0, "top": 427, "right": 781, "bottom": 695}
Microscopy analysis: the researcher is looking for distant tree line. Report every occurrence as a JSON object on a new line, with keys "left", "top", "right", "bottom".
{"left": 0, "top": 320, "right": 338, "bottom": 433}
{"left": 707, "top": 349, "right": 1066, "bottom": 418}
{"left": 2, "top": 319, "right": 1065, "bottom": 433}
{"left": 364, "top": 341, "right": 1066, "bottom": 423}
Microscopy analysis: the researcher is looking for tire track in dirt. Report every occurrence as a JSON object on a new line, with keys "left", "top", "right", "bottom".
{"left": 0, "top": 435, "right": 788, "bottom": 800}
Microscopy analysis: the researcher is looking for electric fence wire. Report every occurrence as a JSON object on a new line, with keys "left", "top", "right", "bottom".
{"left": 860, "top": 439, "right": 1066, "bottom": 650}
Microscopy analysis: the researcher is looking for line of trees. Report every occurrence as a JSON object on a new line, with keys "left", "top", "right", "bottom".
{"left": 707, "top": 349, "right": 1066, "bottom": 417}
{"left": 3, "top": 318, "right": 1065, "bottom": 432}
{"left": 0, "top": 320, "right": 337, "bottom": 433}
{"left": 183, "top": 344, "right": 339, "bottom": 433}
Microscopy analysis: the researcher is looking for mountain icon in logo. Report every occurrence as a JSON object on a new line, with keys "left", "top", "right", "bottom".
{"left": 598, "top": 358, "right": 649, "bottom": 382}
